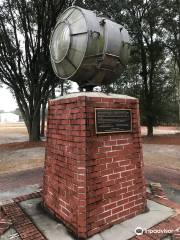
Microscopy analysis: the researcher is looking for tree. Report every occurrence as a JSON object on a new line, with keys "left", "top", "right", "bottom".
{"left": 102, "top": 52, "right": 177, "bottom": 125}
{"left": 78, "top": 0, "right": 167, "bottom": 136}
{"left": 161, "top": 0, "right": 180, "bottom": 122}
{"left": 11, "top": 107, "right": 23, "bottom": 121}
{"left": 0, "top": 0, "right": 73, "bottom": 141}
{"left": 40, "top": 80, "right": 72, "bottom": 137}
{"left": 118, "top": 0, "right": 167, "bottom": 136}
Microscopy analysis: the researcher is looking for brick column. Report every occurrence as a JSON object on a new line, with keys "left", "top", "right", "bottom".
{"left": 43, "top": 93, "right": 146, "bottom": 239}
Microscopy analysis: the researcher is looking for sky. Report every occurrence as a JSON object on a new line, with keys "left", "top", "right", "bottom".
{"left": 0, "top": 0, "right": 17, "bottom": 112}
{"left": 0, "top": 86, "right": 18, "bottom": 112}
{"left": 0, "top": 0, "right": 80, "bottom": 112}
{"left": 0, "top": 82, "right": 79, "bottom": 112}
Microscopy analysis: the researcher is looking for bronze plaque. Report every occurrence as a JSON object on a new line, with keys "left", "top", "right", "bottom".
{"left": 95, "top": 109, "right": 132, "bottom": 134}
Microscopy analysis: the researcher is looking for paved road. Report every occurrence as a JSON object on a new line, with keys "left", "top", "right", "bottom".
{"left": 145, "top": 165, "right": 180, "bottom": 203}
{"left": 145, "top": 165, "right": 180, "bottom": 188}
{"left": 0, "top": 167, "right": 43, "bottom": 192}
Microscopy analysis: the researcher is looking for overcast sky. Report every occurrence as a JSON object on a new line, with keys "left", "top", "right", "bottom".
{"left": 0, "top": 0, "right": 79, "bottom": 112}
{"left": 0, "top": 86, "right": 18, "bottom": 111}
{"left": 0, "top": 82, "right": 79, "bottom": 112}
{"left": 0, "top": 1, "right": 16, "bottom": 111}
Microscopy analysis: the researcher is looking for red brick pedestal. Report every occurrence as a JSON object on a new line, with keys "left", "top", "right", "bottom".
{"left": 43, "top": 92, "right": 147, "bottom": 239}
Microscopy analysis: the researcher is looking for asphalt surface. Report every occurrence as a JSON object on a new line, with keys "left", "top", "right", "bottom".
{"left": 0, "top": 167, "right": 43, "bottom": 192}
{"left": 145, "top": 165, "right": 180, "bottom": 188}
{"left": 145, "top": 165, "right": 180, "bottom": 203}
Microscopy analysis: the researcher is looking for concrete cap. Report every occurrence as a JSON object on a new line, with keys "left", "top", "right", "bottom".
{"left": 50, "top": 92, "right": 137, "bottom": 102}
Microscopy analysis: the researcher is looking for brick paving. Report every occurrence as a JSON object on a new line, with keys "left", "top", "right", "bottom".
{"left": 0, "top": 185, "right": 179, "bottom": 240}
{"left": 2, "top": 202, "right": 45, "bottom": 240}
{"left": 0, "top": 191, "right": 46, "bottom": 240}
{"left": 0, "top": 211, "right": 12, "bottom": 235}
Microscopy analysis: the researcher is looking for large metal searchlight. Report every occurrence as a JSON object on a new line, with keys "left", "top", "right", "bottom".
{"left": 50, "top": 6, "right": 130, "bottom": 90}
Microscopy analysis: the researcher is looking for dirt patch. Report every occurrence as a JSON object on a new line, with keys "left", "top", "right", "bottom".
{"left": 143, "top": 134, "right": 180, "bottom": 145}
{"left": 0, "top": 147, "right": 45, "bottom": 174}
{"left": 0, "top": 123, "right": 45, "bottom": 174}
{"left": 0, "top": 122, "right": 27, "bottom": 133}
{"left": 143, "top": 144, "right": 180, "bottom": 171}
{"left": 0, "top": 133, "right": 28, "bottom": 144}
{"left": 0, "top": 141, "right": 45, "bottom": 151}
{"left": 0, "top": 122, "right": 28, "bottom": 144}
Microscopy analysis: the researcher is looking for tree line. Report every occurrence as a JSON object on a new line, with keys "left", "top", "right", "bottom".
{"left": 76, "top": 0, "right": 180, "bottom": 136}
{"left": 0, "top": 0, "right": 179, "bottom": 140}
{"left": 0, "top": 0, "right": 73, "bottom": 141}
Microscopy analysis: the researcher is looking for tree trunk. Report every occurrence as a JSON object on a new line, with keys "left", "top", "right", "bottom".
{"left": 29, "top": 111, "right": 41, "bottom": 141}
{"left": 51, "top": 86, "right": 56, "bottom": 99}
{"left": 177, "top": 68, "right": 180, "bottom": 124}
{"left": 147, "top": 124, "right": 153, "bottom": 137}
{"left": 60, "top": 81, "right": 64, "bottom": 96}
{"left": 178, "top": 101, "right": 180, "bottom": 124}
{"left": 41, "top": 101, "right": 47, "bottom": 137}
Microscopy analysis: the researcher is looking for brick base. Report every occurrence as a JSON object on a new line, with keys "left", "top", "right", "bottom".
{"left": 43, "top": 93, "right": 147, "bottom": 238}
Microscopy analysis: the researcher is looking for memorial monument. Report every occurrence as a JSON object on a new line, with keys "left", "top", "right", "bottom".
{"left": 43, "top": 6, "right": 147, "bottom": 239}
